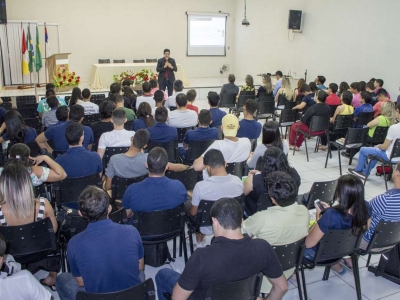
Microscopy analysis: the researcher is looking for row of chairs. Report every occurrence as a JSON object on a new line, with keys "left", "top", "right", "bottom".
{"left": 98, "top": 59, "right": 157, "bottom": 64}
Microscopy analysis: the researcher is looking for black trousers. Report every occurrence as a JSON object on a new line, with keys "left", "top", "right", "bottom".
{"left": 160, "top": 79, "right": 174, "bottom": 97}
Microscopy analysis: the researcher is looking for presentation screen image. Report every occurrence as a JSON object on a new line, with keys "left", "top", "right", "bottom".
{"left": 187, "top": 13, "right": 227, "bottom": 56}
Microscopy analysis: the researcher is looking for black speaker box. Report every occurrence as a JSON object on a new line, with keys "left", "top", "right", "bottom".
{"left": 288, "top": 10, "right": 302, "bottom": 30}
{"left": 0, "top": 0, "right": 6, "bottom": 24}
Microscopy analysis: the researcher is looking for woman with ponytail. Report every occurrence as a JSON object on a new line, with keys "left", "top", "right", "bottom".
{"left": 132, "top": 102, "right": 155, "bottom": 131}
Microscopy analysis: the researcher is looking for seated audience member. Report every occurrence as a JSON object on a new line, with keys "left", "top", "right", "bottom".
{"left": 247, "top": 121, "right": 290, "bottom": 169}
{"left": 194, "top": 114, "right": 251, "bottom": 178}
{"left": 220, "top": 73, "right": 240, "bottom": 97}
{"left": 155, "top": 198, "right": 288, "bottom": 300}
{"left": 292, "top": 82, "right": 317, "bottom": 111}
{"left": 97, "top": 109, "right": 135, "bottom": 159}
{"left": 366, "top": 81, "right": 378, "bottom": 106}
{"left": 56, "top": 123, "right": 102, "bottom": 178}
{"left": 315, "top": 75, "right": 327, "bottom": 90}
{"left": 289, "top": 90, "right": 331, "bottom": 150}
{"left": 0, "top": 162, "right": 58, "bottom": 289}
{"left": 168, "top": 94, "right": 198, "bottom": 128}
{"left": 36, "top": 104, "right": 94, "bottom": 153}
{"left": 152, "top": 90, "right": 169, "bottom": 116}
{"left": 337, "top": 81, "right": 350, "bottom": 98}
{"left": 243, "top": 171, "right": 309, "bottom": 293}
{"left": 188, "top": 149, "right": 243, "bottom": 246}
{"left": 273, "top": 70, "right": 283, "bottom": 96}
{"left": 348, "top": 103, "right": 400, "bottom": 181}
{"left": 42, "top": 96, "right": 60, "bottom": 128}
{"left": 325, "top": 83, "right": 341, "bottom": 105}
{"left": 90, "top": 100, "right": 114, "bottom": 149}
{"left": 149, "top": 79, "right": 167, "bottom": 100}
{"left": 257, "top": 73, "right": 274, "bottom": 98}
{"left": 147, "top": 107, "right": 178, "bottom": 143}
{"left": 208, "top": 92, "right": 226, "bottom": 128}
{"left": 68, "top": 87, "right": 84, "bottom": 107}
{"left": 186, "top": 89, "right": 198, "bottom": 114}
{"left": 237, "top": 99, "right": 262, "bottom": 139}
{"left": 80, "top": 88, "right": 99, "bottom": 115}
{"left": 56, "top": 186, "right": 144, "bottom": 300}
{"left": 136, "top": 82, "right": 155, "bottom": 110}
{"left": 244, "top": 147, "right": 300, "bottom": 216}
{"left": 294, "top": 78, "right": 306, "bottom": 100}
{"left": 165, "top": 80, "right": 184, "bottom": 108}
{"left": 122, "top": 147, "right": 187, "bottom": 217}
{"left": 113, "top": 94, "right": 136, "bottom": 121}
{"left": 37, "top": 83, "right": 67, "bottom": 118}
{"left": 0, "top": 233, "right": 52, "bottom": 299}
{"left": 104, "top": 82, "right": 121, "bottom": 102}
{"left": 330, "top": 90, "right": 355, "bottom": 123}
{"left": 304, "top": 174, "right": 370, "bottom": 274}
{"left": 374, "top": 78, "right": 391, "bottom": 99}
{"left": 122, "top": 85, "right": 137, "bottom": 109}
{"left": 350, "top": 82, "right": 361, "bottom": 108}
{"left": 359, "top": 81, "right": 367, "bottom": 92}
{"left": 0, "top": 110, "right": 37, "bottom": 145}
{"left": 373, "top": 89, "right": 391, "bottom": 117}
{"left": 354, "top": 91, "right": 374, "bottom": 119}
{"left": 240, "top": 74, "right": 255, "bottom": 93}
{"left": 275, "top": 77, "right": 293, "bottom": 108}
{"left": 183, "top": 109, "right": 218, "bottom": 147}
{"left": 132, "top": 102, "right": 155, "bottom": 131}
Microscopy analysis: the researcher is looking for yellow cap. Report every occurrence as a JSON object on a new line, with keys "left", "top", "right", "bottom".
{"left": 222, "top": 114, "right": 239, "bottom": 137}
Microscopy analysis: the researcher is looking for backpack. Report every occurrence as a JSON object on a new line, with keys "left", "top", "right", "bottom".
{"left": 143, "top": 243, "right": 174, "bottom": 268}
{"left": 376, "top": 165, "right": 391, "bottom": 177}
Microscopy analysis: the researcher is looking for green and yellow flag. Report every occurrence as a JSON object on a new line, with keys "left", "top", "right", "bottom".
{"left": 27, "top": 25, "right": 34, "bottom": 73}
{"left": 35, "top": 25, "right": 42, "bottom": 72}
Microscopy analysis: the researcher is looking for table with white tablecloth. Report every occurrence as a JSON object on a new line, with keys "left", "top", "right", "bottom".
{"left": 89, "top": 63, "right": 190, "bottom": 90}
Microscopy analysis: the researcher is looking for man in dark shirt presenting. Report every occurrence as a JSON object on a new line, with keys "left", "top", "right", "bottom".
{"left": 157, "top": 49, "right": 177, "bottom": 97}
{"left": 155, "top": 198, "right": 288, "bottom": 300}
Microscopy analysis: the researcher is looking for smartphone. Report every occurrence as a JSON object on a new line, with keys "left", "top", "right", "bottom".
{"left": 314, "top": 199, "right": 325, "bottom": 211}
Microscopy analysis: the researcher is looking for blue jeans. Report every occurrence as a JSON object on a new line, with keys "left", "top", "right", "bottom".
{"left": 355, "top": 147, "right": 389, "bottom": 176}
{"left": 56, "top": 273, "right": 85, "bottom": 300}
{"left": 155, "top": 268, "right": 181, "bottom": 300}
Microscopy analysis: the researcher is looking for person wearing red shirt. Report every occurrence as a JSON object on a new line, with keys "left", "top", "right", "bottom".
{"left": 186, "top": 89, "right": 198, "bottom": 114}
{"left": 325, "top": 83, "right": 341, "bottom": 105}
{"left": 373, "top": 89, "right": 391, "bottom": 117}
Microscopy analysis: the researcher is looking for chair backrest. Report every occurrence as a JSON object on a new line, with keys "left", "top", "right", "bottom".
{"left": 343, "top": 127, "right": 368, "bottom": 146}
{"left": 82, "top": 114, "right": 101, "bottom": 126}
{"left": 18, "top": 108, "right": 36, "bottom": 119}
{"left": 147, "top": 141, "right": 177, "bottom": 162}
{"left": 226, "top": 161, "right": 246, "bottom": 178}
{"left": 91, "top": 94, "right": 106, "bottom": 101}
{"left": 98, "top": 59, "right": 110, "bottom": 64}
{"left": 356, "top": 111, "right": 374, "bottom": 127}
{"left": 304, "top": 179, "right": 338, "bottom": 209}
{"left": 205, "top": 272, "right": 263, "bottom": 300}
{"left": 284, "top": 101, "right": 296, "bottom": 110}
{"left": 329, "top": 105, "right": 339, "bottom": 117}
{"left": 103, "top": 147, "right": 130, "bottom": 170}
{"left": 133, "top": 59, "right": 145, "bottom": 63}
{"left": 111, "top": 175, "right": 148, "bottom": 202}
{"left": 0, "top": 102, "right": 12, "bottom": 110}
{"left": 108, "top": 208, "right": 129, "bottom": 225}
{"left": 0, "top": 96, "right": 11, "bottom": 103}
{"left": 370, "top": 126, "right": 389, "bottom": 145}
{"left": 333, "top": 114, "right": 354, "bottom": 131}
{"left": 309, "top": 116, "right": 330, "bottom": 133}
{"left": 0, "top": 218, "right": 57, "bottom": 265}
{"left": 76, "top": 278, "right": 156, "bottom": 300}
{"left": 24, "top": 118, "right": 41, "bottom": 131}
{"left": 277, "top": 94, "right": 288, "bottom": 107}
{"left": 219, "top": 93, "right": 237, "bottom": 108}
{"left": 295, "top": 94, "right": 304, "bottom": 105}
{"left": 124, "top": 120, "right": 133, "bottom": 131}
{"left": 187, "top": 140, "right": 215, "bottom": 163}
{"left": 273, "top": 238, "right": 306, "bottom": 271}
{"left": 363, "top": 221, "right": 400, "bottom": 254}
{"left": 16, "top": 96, "right": 37, "bottom": 109}
{"left": 237, "top": 94, "right": 255, "bottom": 111}
{"left": 146, "top": 59, "right": 157, "bottom": 63}
{"left": 113, "top": 59, "right": 125, "bottom": 63}
{"left": 257, "top": 100, "right": 275, "bottom": 119}
{"left": 278, "top": 109, "right": 296, "bottom": 126}
{"left": 165, "top": 168, "right": 201, "bottom": 190}
{"left": 258, "top": 94, "right": 274, "bottom": 103}
{"left": 132, "top": 204, "right": 185, "bottom": 239}
{"left": 389, "top": 139, "right": 400, "bottom": 161}
{"left": 177, "top": 127, "right": 194, "bottom": 143}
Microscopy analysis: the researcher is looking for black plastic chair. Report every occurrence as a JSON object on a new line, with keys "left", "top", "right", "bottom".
{"left": 165, "top": 168, "right": 201, "bottom": 191}
{"left": 331, "top": 114, "right": 353, "bottom": 136}
{"left": 364, "top": 138, "right": 400, "bottom": 190}
{"left": 219, "top": 93, "right": 237, "bottom": 110}
{"left": 187, "top": 139, "right": 215, "bottom": 164}
{"left": 293, "top": 116, "right": 330, "bottom": 162}
{"left": 273, "top": 238, "right": 306, "bottom": 300}
{"left": 124, "top": 120, "right": 133, "bottom": 131}
{"left": 103, "top": 147, "right": 130, "bottom": 171}
{"left": 298, "top": 179, "right": 338, "bottom": 209}
{"left": 98, "top": 59, "right": 110, "bottom": 64}
{"left": 147, "top": 140, "right": 178, "bottom": 162}
{"left": 111, "top": 175, "right": 148, "bottom": 203}
{"left": 82, "top": 114, "right": 101, "bottom": 126}
{"left": 355, "top": 111, "right": 374, "bottom": 127}
{"left": 91, "top": 94, "right": 106, "bottom": 102}
{"left": 366, "top": 126, "right": 389, "bottom": 146}
{"left": 257, "top": 100, "right": 275, "bottom": 120}
{"left": 0, "top": 102, "right": 12, "bottom": 110}
{"left": 277, "top": 109, "right": 296, "bottom": 138}
{"left": 133, "top": 204, "right": 188, "bottom": 262}
{"left": 17, "top": 108, "right": 36, "bottom": 119}
{"left": 146, "top": 59, "right": 157, "bottom": 63}
{"left": 0, "top": 218, "right": 57, "bottom": 265}
{"left": 329, "top": 105, "right": 339, "bottom": 117}
{"left": 226, "top": 161, "right": 246, "bottom": 178}
{"left": 325, "top": 127, "right": 368, "bottom": 175}
{"left": 113, "top": 59, "right": 125, "bottom": 63}
{"left": 16, "top": 96, "right": 37, "bottom": 109}
{"left": 302, "top": 229, "right": 363, "bottom": 300}
{"left": 177, "top": 127, "right": 194, "bottom": 144}
{"left": 76, "top": 278, "right": 156, "bottom": 300}
{"left": 133, "top": 59, "right": 145, "bottom": 63}
{"left": 234, "top": 92, "right": 255, "bottom": 115}
{"left": 0, "top": 96, "right": 11, "bottom": 103}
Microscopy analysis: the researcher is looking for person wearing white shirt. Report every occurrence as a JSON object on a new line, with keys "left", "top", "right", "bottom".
{"left": 168, "top": 94, "right": 198, "bottom": 128}
{"left": 164, "top": 80, "right": 185, "bottom": 108}
{"left": 136, "top": 82, "right": 155, "bottom": 110}
{"left": 81, "top": 88, "right": 99, "bottom": 115}
{"left": 273, "top": 70, "right": 283, "bottom": 96}
{"left": 151, "top": 90, "right": 170, "bottom": 116}
{"left": 97, "top": 108, "right": 135, "bottom": 159}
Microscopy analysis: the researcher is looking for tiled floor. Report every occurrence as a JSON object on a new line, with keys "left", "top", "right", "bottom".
{"left": 35, "top": 99, "right": 400, "bottom": 299}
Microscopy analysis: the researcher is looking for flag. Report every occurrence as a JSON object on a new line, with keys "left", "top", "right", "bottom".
{"left": 45, "top": 26, "right": 51, "bottom": 56}
{"left": 27, "top": 25, "right": 34, "bottom": 73}
{"left": 35, "top": 26, "right": 42, "bottom": 72}
{"left": 21, "top": 29, "right": 29, "bottom": 75}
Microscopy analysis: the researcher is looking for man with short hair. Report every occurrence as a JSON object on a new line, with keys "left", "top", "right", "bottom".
{"left": 354, "top": 91, "right": 374, "bottom": 118}
{"left": 164, "top": 80, "right": 184, "bottom": 108}
{"left": 136, "top": 82, "right": 155, "bottom": 110}
{"left": 157, "top": 49, "right": 177, "bottom": 97}
{"left": 292, "top": 83, "right": 317, "bottom": 111}
{"left": 374, "top": 79, "right": 391, "bottom": 98}
{"left": 37, "top": 83, "right": 67, "bottom": 118}
{"left": 186, "top": 89, "right": 198, "bottom": 114}
{"left": 151, "top": 90, "right": 169, "bottom": 116}
{"left": 41, "top": 96, "right": 60, "bottom": 128}
{"left": 273, "top": 70, "right": 283, "bottom": 96}
{"left": 97, "top": 108, "right": 135, "bottom": 159}
{"left": 208, "top": 92, "right": 226, "bottom": 128}
{"left": 122, "top": 147, "right": 187, "bottom": 218}
{"left": 168, "top": 94, "right": 198, "bottom": 128}
{"left": 104, "top": 82, "right": 122, "bottom": 102}
{"left": 155, "top": 198, "right": 288, "bottom": 300}
{"left": 112, "top": 94, "right": 136, "bottom": 121}
{"left": 350, "top": 82, "right": 361, "bottom": 108}
{"left": 81, "top": 88, "right": 99, "bottom": 115}
{"left": 147, "top": 107, "right": 177, "bottom": 143}
{"left": 243, "top": 171, "right": 309, "bottom": 294}
{"left": 237, "top": 99, "right": 262, "bottom": 140}
{"left": 56, "top": 186, "right": 144, "bottom": 300}
{"left": 315, "top": 75, "right": 327, "bottom": 90}
{"left": 183, "top": 109, "right": 218, "bottom": 147}
{"left": 325, "top": 83, "right": 341, "bottom": 105}
{"left": 36, "top": 104, "right": 94, "bottom": 153}
{"left": 219, "top": 74, "right": 239, "bottom": 97}
{"left": 55, "top": 122, "right": 102, "bottom": 178}
{"left": 373, "top": 89, "right": 391, "bottom": 117}
{"left": 366, "top": 81, "right": 378, "bottom": 106}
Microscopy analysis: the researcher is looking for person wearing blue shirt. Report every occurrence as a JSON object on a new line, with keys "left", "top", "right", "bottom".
{"left": 122, "top": 147, "right": 187, "bottom": 218}
{"left": 36, "top": 104, "right": 94, "bottom": 153}
{"left": 147, "top": 107, "right": 178, "bottom": 143}
{"left": 273, "top": 71, "right": 283, "bottom": 96}
{"left": 237, "top": 99, "right": 262, "bottom": 140}
{"left": 315, "top": 75, "right": 327, "bottom": 90}
{"left": 207, "top": 92, "right": 226, "bottom": 128}
{"left": 56, "top": 186, "right": 144, "bottom": 300}
{"left": 37, "top": 85, "right": 67, "bottom": 118}
{"left": 292, "top": 82, "right": 318, "bottom": 112}
{"left": 55, "top": 122, "right": 102, "bottom": 178}
{"left": 354, "top": 91, "right": 374, "bottom": 118}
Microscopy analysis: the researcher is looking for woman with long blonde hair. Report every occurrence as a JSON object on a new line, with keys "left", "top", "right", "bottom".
{"left": 275, "top": 77, "right": 294, "bottom": 108}
{"left": 256, "top": 74, "right": 273, "bottom": 98}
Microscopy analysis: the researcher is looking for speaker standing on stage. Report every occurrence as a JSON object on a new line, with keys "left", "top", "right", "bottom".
{"left": 157, "top": 49, "right": 177, "bottom": 97}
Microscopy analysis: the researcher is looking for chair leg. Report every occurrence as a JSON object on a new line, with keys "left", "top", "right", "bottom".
{"left": 300, "top": 265, "right": 308, "bottom": 300}
{"left": 366, "top": 254, "right": 371, "bottom": 267}
{"left": 325, "top": 144, "right": 330, "bottom": 168}
{"left": 382, "top": 164, "right": 388, "bottom": 191}
{"left": 188, "top": 227, "right": 194, "bottom": 254}
{"left": 172, "top": 237, "right": 176, "bottom": 259}
{"left": 351, "top": 255, "right": 362, "bottom": 300}
{"left": 304, "top": 137, "right": 309, "bottom": 162}
{"left": 322, "top": 266, "right": 331, "bottom": 280}
{"left": 295, "top": 268, "right": 304, "bottom": 300}
{"left": 181, "top": 232, "right": 188, "bottom": 263}
{"left": 338, "top": 146, "right": 342, "bottom": 176}
{"left": 293, "top": 133, "right": 299, "bottom": 156}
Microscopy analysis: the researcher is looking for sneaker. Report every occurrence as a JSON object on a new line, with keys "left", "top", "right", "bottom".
{"left": 348, "top": 168, "right": 366, "bottom": 180}
{"left": 341, "top": 151, "right": 350, "bottom": 158}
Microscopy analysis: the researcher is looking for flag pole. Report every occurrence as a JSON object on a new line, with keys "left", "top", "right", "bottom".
{"left": 20, "top": 22, "right": 23, "bottom": 85}
{"left": 44, "top": 22, "right": 47, "bottom": 84}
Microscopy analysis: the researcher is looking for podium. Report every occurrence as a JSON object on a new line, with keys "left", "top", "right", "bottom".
{"left": 45, "top": 53, "right": 71, "bottom": 83}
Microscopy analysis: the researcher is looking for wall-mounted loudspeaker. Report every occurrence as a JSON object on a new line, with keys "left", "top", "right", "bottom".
{"left": 0, "top": 0, "right": 6, "bottom": 24}
{"left": 288, "top": 10, "right": 302, "bottom": 30}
